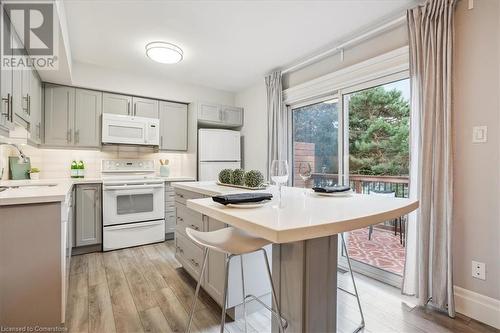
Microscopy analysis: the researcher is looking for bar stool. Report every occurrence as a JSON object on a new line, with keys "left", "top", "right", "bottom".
{"left": 339, "top": 233, "right": 365, "bottom": 333}
{"left": 185, "top": 227, "right": 288, "bottom": 333}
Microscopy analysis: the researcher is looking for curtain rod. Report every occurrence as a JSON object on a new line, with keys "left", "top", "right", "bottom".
{"left": 281, "top": 15, "right": 406, "bottom": 75}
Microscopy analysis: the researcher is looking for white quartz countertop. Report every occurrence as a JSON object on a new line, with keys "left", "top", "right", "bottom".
{"left": 186, "top": 185, "right": 419, "bottom": 243}
{"left": 172, "top": 181, "right": 258, "bottom": 196}
{"left": 0, "top": 176, "right": 195, "bottom": 206}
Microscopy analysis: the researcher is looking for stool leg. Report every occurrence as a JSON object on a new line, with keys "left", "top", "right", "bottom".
{"left": 187, "top": 247, "right": 209, "bottom": 333}
{"left": 260, "top": 248, "right": 286, "bottom": 332}
{"left": 220, "top": 255, "right": 232, "bottom": 333}
{"left": 340, "top": 233, "right": 365, "bottom": 332}
{"left": 240, "top": 255, "right": 248, "bottom": 333}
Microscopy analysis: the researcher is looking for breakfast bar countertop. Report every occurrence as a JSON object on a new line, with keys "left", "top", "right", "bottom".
{"left": 187, "top": 185, "right": 419, "bottom": 243}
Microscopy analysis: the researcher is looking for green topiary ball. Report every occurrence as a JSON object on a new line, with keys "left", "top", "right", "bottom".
{"left": 218, "top": 169, "right": 233, "bottom": 184}
{"left": 232, "top": 169, "right": 245, "bottom": 185}
{"left": 244, "top": 170, "right": 264, "bottom": 188}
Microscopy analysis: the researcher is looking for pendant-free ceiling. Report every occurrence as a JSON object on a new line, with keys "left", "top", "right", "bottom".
{"left": 146, "top": 42, "right": 183, "bottom": 64}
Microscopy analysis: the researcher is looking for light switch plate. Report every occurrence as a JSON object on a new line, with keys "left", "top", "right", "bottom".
{"left": 472, "top": 260, "right": 486, "bottom": 280}
{"left": 472, "top": 126, "right": 487, "bottom": 143}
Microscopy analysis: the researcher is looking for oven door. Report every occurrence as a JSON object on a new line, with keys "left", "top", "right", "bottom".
{"left": 103, "top": 183, "right": 165, "bottom": 226}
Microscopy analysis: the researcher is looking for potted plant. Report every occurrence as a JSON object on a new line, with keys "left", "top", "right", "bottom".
{"left": 28, "top": 167, "right": 40, "bottom": 180}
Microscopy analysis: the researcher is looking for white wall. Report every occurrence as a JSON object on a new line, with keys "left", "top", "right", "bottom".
{"left": 453, "top": 0, "right": 500, "bottom": 301}
{"left": 235, "top": 80, "right": 268, "bottom": 176}
{"left": 70, "top": 62, "right": 234, "bottom": 105}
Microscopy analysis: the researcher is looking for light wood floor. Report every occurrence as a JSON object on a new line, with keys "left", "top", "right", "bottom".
{"left": 66, "top": 241, "right": 498, "bottom": 333}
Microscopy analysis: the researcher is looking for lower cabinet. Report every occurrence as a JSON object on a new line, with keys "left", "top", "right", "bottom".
{"left": 174, "top": 188, "right": 270, "bottom": 310}
{"left": 75, "top": 184, "right": 102, "bottom": 248}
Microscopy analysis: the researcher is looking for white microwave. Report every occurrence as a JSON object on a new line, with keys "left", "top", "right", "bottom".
{"left": 102, "top": 113, "right": 160, "bottom": 146}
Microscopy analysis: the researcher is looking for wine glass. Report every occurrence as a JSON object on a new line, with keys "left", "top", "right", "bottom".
{"left": 298, "top": 162, "right": 312, "bottom": 194}
{"left": 270, "top": 160, "right": 289, "bottom": 207}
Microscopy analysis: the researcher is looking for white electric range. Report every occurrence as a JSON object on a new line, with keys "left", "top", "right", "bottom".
{"left": 101, "top": 159, "right": 165, "bottom": 251}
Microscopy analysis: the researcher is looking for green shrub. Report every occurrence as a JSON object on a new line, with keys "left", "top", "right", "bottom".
{"left": 244, "top": 170, "right": 264, "bottom": 188}
{"left": 232, "top": 169, "right": 245, "bottom": 185}
{"left": 218, "top": 169, "right": 233, "bottom": 184}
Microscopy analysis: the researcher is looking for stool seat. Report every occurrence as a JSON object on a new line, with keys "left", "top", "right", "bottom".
{"left": 186, "top": 227, "right": 271, "bottom": 255}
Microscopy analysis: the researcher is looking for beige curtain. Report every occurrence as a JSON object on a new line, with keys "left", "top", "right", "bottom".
{"left": 404, "top": 0, "right": 456, "bottom": 317}
{"left": 266, "top": 71, "right": 289, "bottom": 178}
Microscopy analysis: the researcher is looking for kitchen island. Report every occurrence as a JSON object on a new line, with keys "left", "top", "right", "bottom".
{"left": 185, "top": 184, "right": 419, "bottom": 333}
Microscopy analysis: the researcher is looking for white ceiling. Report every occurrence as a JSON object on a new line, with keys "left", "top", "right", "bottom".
{"left": 64, "top": 0, "right": 417, "bottom": 92}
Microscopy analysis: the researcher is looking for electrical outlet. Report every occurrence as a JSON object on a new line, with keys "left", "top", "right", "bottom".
{"left": 472, "top": 261, "right": 486, "bottom": 280}
{"left": 472, "top": 126, "right": 487, "bottom": 143}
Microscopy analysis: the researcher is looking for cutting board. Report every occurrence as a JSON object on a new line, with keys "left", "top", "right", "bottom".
{"left": 9, "top": 156, "right": 31, "bottom": 180}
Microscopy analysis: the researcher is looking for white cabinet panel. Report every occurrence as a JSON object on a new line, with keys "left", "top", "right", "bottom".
{"left": 221, "top": 106, "right": 243, "bottom": 126}
{"left": 159, "top": 101, "right": 187, "bottom": 151}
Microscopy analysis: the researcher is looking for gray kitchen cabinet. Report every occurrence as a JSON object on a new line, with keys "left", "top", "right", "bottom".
{"left": 203, "top": 216, "right": 227, "bottom": 305}
{"left": 102, "top": 92, "right": 132, "bottom": 115}
{"left": 133, "top": 97, "right": 158, "bottom": 118}
{"left": 28, "top": 70, "right": 42, "bottom": 144}
{"left": 75, "top": 184, "right": 102, "bottom": 247}
{"left": 198, "top": 102, "right": 243, "bottom": 127}
{"left": 44, "top": 85, "right": 75, "bottom": 146}
{"left": 159, "top": 101, "right": 188, "bottom": 151}
{"left": 74, "top": 89, "right": 102, "bottom": 147}
{"left": 221, "top": 106, "right": 243, "bottom": 126}
{"left": 11, "top": 33, "right": 28, "bottom": 128}
{"left": 198, "top": 102, "right": 221, "bottom": 123}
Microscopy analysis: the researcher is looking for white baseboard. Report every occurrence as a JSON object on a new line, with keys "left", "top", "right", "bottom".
{"left": 454, "top": 286, "right": 500, "bottom": 329}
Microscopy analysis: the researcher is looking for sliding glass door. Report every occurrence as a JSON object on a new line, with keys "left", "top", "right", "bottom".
{"left": 291, "top": 98, "right": 340, "bottom": 188}
{"left": 341, "top": 77, "right": 411, "bottom": 286}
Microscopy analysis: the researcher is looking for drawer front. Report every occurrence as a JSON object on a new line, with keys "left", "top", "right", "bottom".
{"left": 175, "top": 232, "right": 204, "bottom": 278}
{"left": 103, "top": 220, "right": 165, "bottom": 251}
{"left": 174, "top": 188, "right": 204, "bottom": 205}
{"left": 175, "top": 203, "right": 203, "bottom": 237}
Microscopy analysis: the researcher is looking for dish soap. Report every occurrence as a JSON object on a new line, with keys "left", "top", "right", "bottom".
{"left": 77, "top": 160, "right": 85, "bottom": 178}
{"left": 71, "top": 160, "right": 78, "bottom": 178}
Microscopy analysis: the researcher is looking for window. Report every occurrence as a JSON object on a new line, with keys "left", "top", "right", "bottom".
{"left": 291, "top": 99, "right": 339, "bottom": 188}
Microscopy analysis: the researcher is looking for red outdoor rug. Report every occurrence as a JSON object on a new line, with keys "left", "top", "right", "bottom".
{"left": 346, "top": 227, "right": 406, "bottom": 275}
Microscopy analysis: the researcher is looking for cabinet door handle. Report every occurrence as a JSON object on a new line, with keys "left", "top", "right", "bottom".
{"left": 133, "top": 103, "right": 136, "bottom": 116}
{"left": 190, "top": 258, "right": 199, "bottom": 267}
{"left": 9, "top": 94, "right": 13, "bottom": 122}
{"left": 177, "top": 216, "right": 184, "bottom": 222}
{"left": 127, "top": 101, "right": 131, "bottom": 115}
{"left": 67, "top": 129, "right": 72, "bottom": 143}
{"left": 2, "top": 93, "right": 10, "bottom": 121}
{"left": 75, "top": 129, "right": 79, "bottom": 144}
{"left": 189, "top": 224, "right": 199, "bottom": 231}
{"left": 36, "top": 123, "right": 40, "bottom": 139}
{"left": 160, "top": 135, "right": 163, "bottom": 147}
{"left": 27, "top": 95, "right": 31, "bottom": 115}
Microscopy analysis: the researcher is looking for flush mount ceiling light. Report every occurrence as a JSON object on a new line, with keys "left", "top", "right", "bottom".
{"left": 145, "top": 42, "right": 183, "bottom": 64}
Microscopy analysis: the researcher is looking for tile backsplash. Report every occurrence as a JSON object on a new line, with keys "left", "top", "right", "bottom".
{"left": 0, "top": 144, "right": 196, "bottom": 180}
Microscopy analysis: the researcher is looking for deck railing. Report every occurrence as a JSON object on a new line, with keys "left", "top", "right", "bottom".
{"left": 310, "top": 173, "right": 410, "bottom": 198}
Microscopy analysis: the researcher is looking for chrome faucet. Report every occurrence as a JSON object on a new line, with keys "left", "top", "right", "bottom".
{"left": 0, "top": 143, "right": 29, "bottom": 164}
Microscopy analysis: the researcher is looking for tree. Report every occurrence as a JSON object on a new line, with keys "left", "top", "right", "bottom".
{"left": 293, "top": 102, "right": 339, "bottom": 173}
{"left": 348, "top": 86, "right": 409, "bottom": 176}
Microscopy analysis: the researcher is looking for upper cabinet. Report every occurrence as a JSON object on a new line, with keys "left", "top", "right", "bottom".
{"left": 74, "top": 89, "right": 102, "bottom": 147}
{"left": 103, "top": 93, "right": 158, "bottom": 118}
{"left": 28, "top": 70, "right": 42, "bottom": 144}
{"left": 44, "top": 85, "right": 102, "bottom": 148}
{"left": 133, "top": 97, "right": 158, "bottom": 118}
{"left": 159, "top": 101, "right": 188, "bottom": 151}
{"left": 102, "top": 93, "right": 132, "bottom": 116}
{"left": 44, "top": 85, "right": 75, "bottom": 146}
{"left": 198, "top": 102, "right": 243, "bottom": 128}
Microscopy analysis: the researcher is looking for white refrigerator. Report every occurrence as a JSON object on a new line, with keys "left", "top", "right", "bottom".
{"left": 198, "top": 129, "right": 241, "bottom": 181}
